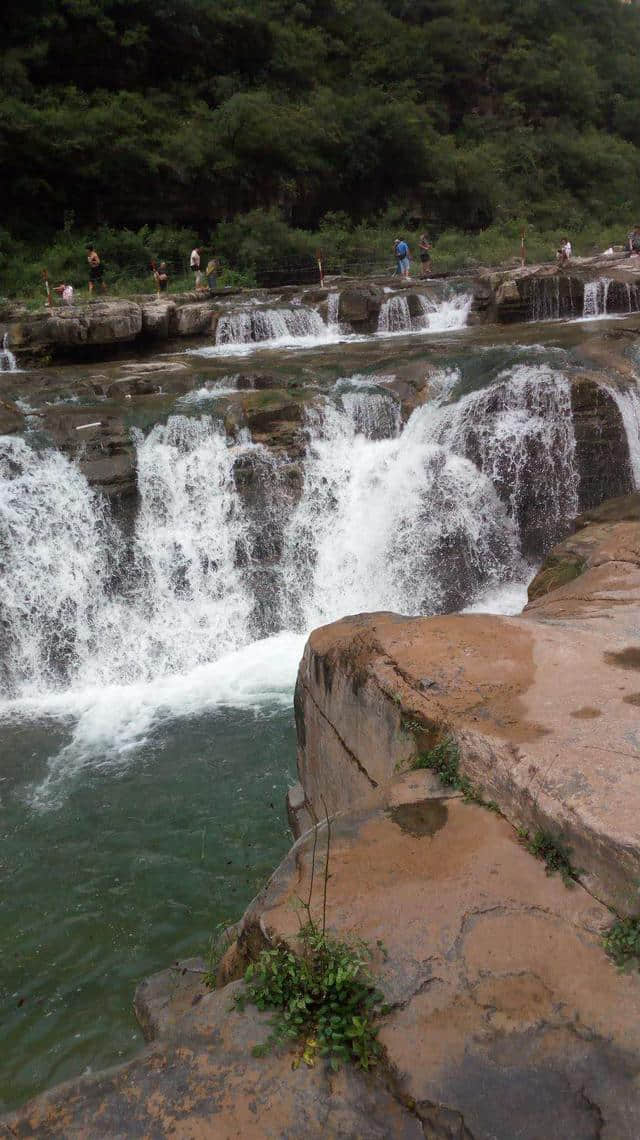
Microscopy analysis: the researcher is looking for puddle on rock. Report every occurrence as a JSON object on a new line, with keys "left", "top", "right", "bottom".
{"left": 388, "top": 800, "right": 449, "bottom": 838}
{"left": 604, "top": 647, "right": 640, "bottom": 670}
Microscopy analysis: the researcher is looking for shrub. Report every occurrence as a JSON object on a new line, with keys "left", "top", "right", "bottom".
{"left": 236, "top": 922, "right": 385, "bottom": 1071}
{"left": 603, "top": 917, "right": 640, "bottom": 970}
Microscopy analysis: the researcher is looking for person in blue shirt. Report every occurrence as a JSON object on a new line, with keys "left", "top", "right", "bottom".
{"left": 393, "top": 237, "right": 411, "bottom": 278}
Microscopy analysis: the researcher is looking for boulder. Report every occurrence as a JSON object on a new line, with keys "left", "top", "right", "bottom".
{"left": 140, "top": 300, "right": 176, "bottom": 340}
{"left": 337, "top": 285, "right": 383, "bottom": 332}
{"left": 42, "top": 301, "right": 142, "bottom": 346}
{"left": 169, "top": 302, "right": 218, "bottom": 338}
{"left": 133, "top": 957, "right": 208, "bottom": 1042}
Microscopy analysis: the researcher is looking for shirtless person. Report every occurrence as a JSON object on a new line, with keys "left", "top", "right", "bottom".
{"left": 86, "top": 246, "right": 106, "bottom": 295}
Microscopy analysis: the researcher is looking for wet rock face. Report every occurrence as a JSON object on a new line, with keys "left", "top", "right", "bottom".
{"left": 570, "top": 373, "right": 635, "bottom": 510}
{"left": 0, "top": 398, "right": 24, "bottom": 434}
{"left": 42, "top": 408, "right": 137, "bottom": 502}
{"left": 337, "top": 284, "right": 384, "bottom": 332}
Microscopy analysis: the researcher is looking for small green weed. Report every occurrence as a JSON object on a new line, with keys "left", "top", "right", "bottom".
{"left": 412, "top": 735, "right": 493, "bottom": 810}
{"left": 603, "top": 917, "right": 640, "bottom": 970}
{"left": 520, "top": 828, "right": 579, "bottom": 887}
{"left": 236, "top": 922, "right": 385, "bottom": 1070}
{"left": 236, "top": 799, "right": 386, "bottom": 1071}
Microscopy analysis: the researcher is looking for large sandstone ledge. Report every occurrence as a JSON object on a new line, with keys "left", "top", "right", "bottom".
{"left": 292, "top": 495, "right": 640, "bottom": 916}
{"left": 4, "top": 791, "right": 640, "bottom": 1138}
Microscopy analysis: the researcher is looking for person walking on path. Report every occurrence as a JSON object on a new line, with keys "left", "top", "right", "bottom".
{"left": 419, "top": 233, "right": 432, "bottom": 278}
{"left": 190, "top": 247, "right": 201, "bottom": 273}
{"left": 86, "top": 246, "right": 105, "bottom": 295}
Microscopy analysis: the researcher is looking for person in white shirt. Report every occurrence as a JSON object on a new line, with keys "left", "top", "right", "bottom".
{"left": 556, "top": 238, "right": 572, "bottom": 263}
{"left": 190, "top": 248, "right": 201, "bottom": 272}
{"left": 54, "top": 282, "right": 74, "bottom": 304}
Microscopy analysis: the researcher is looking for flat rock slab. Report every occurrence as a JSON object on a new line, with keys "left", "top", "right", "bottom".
{"left": 295, "top": 515, "right": 640, "bottom": 913}
{"left": 1, "top": 980, "right": 424, "bottom": 1140}
{"left": 241, "top": 798, "right": 640, "bottom": 1140}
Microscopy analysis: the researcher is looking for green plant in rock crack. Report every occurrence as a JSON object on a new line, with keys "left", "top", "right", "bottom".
{"left": 519, "top": 827, "right": 580, "bottom": 887}
{"left": 603, "top": 916, "right": 640, "bottom": 970}
{"left": 235, "top": 801, "right": 387, "bottom": 1070}
{"left": 411, "top": 734, "right": 499, "bottom": 810}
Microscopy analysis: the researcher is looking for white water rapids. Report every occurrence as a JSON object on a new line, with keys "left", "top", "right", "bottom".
{"left": 3, "top": 361, "right": 635, "bottom": 803}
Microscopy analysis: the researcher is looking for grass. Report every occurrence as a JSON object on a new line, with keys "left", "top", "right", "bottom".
{"left": 518, "top": 827, "right": 580, "bottom": 887}
{"left": 603, "top": 917, "right": 640, "bottom": 970}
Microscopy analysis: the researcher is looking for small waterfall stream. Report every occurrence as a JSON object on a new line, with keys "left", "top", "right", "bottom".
{"left": 216, "top": 305, "right": 326, "bottom": 345}
{"left": 0, "top": 332, "right": 18, "bottom": 372}
{"left": 583, "top": 279, "right": 612, "bottom": 317}
{"left": 602, "top": 382, "right": 640, "bottom": 487}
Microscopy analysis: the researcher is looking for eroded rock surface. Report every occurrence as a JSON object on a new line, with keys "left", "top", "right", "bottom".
{"left": 293, "top": 503, "right": 640, "bottom": 915}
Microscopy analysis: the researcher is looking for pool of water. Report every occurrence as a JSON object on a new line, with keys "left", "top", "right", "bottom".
{"left": 0, "top": 704, "right": 296, "bottom": 1111}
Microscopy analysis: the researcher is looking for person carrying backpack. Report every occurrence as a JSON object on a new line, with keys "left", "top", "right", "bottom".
{"left": 394, "top": 237, "right": 410, "bottom": 278}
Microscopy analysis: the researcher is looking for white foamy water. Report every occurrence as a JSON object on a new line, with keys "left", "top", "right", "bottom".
{"left": 278, "top": 394, "right": 523, "bottom": 630}
{"left": 602, "top": 380, "right": 640, "bottom": 487}
{"left": 437, "top": 364, "right": 579, "bottom": 552}
{"left": 377, "top": 292, "right": 472, "bottom": 335}
{"left": 0, "top": 332, "right": 18, "bottom": 372}
{"left": 0, "top": 361, "right": 583, "bottom": 802}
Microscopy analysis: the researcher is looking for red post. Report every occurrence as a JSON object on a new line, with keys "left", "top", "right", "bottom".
{"left": 317, "top": 249, "right": 324, "bottom": 288}
{"left": 42, "top": 268, "right": 52, "bottom": 306}
{"left": 520, "top": 229, "right": 526, "bottom": 268}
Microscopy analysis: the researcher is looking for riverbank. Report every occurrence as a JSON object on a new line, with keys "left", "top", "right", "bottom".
{"left": 3, "top": 495, "right": 640, "bottom": 1138}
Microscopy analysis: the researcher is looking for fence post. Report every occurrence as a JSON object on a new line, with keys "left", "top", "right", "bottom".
{"left": 317, "top": 249, "right": 324, "bottom": 287}
{"left": 42, "top": 268, "right": 51, "bottom": 306}
{"left": 520, "top": 229, "right": 526, "bottom": 268}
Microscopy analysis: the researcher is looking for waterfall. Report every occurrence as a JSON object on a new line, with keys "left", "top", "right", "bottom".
{"left": 278, "top": 396, "right": 523, "bottom": 630}
{"left": 378, "top": 295, "right": 412, "bottom": 332}
{"left": 0, "top": 417, "right": 257, "bottom": 698}
{"left": 0, "top": 362, "right": 583, "bottom": 713}
{"left": 377, "top": 292, "right": 471, "bottom": 334}
{"left": 437, "top": 364, "right": 579, "bottom": 556}
{"left": 327, "top": 293, "right": 341, "bottom": 329}
{"left": 0, "top": 437, "right": 115, "bottom": 696}
{"left": 583, "top": 279, "right": 612, "bottom": 317}
{"left": 601, "top": 381, "right": 640, "bottom": 488}
{"left": 530, "top": 278, "right": 560, "bottom": 321}
{"left": 0, "top": 333, "right": 17, "bottom": 372}
{"left": 216, "top": 305, "right": 326, "bottom": 345}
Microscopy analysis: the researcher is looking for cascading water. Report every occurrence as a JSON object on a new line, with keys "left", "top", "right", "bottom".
{"left": 377, "top": 292, "right": 472, "bottom": 334}
{"left": 437, "top": 364, "right": 579, "bottom": 555}
{"left": 583, "top": 279, "right": 612, "bottom": 317}
{"left": 278, "top": 392, "right": 523, "bottom": 630}
{"left": 0, "top": 332, "right": 17, "bottom": 372}
{"left": 602, "top": 381, "right": 640, "bottom": 488}
{"left": 0, "top": 437, "right": 114, "bottom": 696}
{"left": 327, "top": 292, "right": 341, "bottom": 330}
{"left": 0, "top": 416, "right": 257, "bottom": 700}
{"left": 215, "top": 305, "right": 326, "bottom": 345}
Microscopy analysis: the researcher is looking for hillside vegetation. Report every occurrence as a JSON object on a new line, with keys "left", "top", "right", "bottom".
{"left": 2, "top": 0, "right": 640, "bottom": 288}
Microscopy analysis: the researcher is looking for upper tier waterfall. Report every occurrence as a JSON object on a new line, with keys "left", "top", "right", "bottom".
{"left": 0, "top": 362, "right": 594, "bottom": 710}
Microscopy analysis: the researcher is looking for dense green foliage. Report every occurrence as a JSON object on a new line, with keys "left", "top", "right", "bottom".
{"left": 3, "top": 0, "right": 640, "bottom": 286}
{"left": 236, "top": 922, "right": 385, "bottom": 1070}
